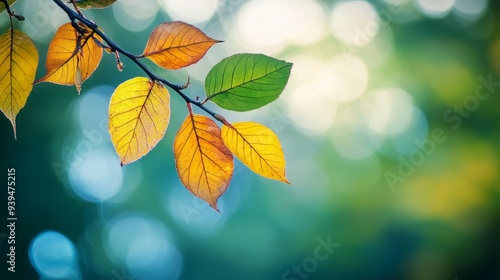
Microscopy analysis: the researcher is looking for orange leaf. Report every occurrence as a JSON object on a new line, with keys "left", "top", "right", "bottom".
{"left": 35, "top": 22, "right": 103, "bottom": 94}
{"left": 173, "top": 114, "right": 234, "bottom": 210}
{"left": 141, "top": 21, "right": 221, "bottom": 70}
{"left": 109, "top": 77, "right": 170, "bottom": 165}
{"left": 0, "top": 28, "right": 38, "bottom": 139}
{"left": 222, "top": 122, "right": 290, "bottom": 184}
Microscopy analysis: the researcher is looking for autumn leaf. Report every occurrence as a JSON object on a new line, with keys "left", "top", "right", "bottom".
{"left": 173, "top": 113, "right": 233, "bottom": 210}
{"left": 222, "top": 122, "right": 289, "bottom": 183}
{"left": 140, "top": 21, "right": 221, "bottom": 70}
{"left": 35, "top": 22, "right": 103, "bottom": 94}
{"left": 0, "top": 0, "right": 16, "bottom": 14}
{"left": 0, "top": 28, "right": 39, "bottom": 139}
{"left": 205, "top": 53, "right": 292, "bottom": 111}
{"left": 109, "top": 77, "right": 170, "bottom": 165}
{"left": 73, "top": 0, "right": 116, "bottom": 9}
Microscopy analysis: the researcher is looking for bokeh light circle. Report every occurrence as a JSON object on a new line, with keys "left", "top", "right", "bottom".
{"left": 330, "top": 0, "right": 380, "bottom": 47}
{"left": 113, "top": 0, "right": 159, "bottom": 32}
{"left": 159, "top": 0, "right": 219, "bottom": 23}
{"left": 286, "top": 0, "right": 327, "bottom": 46}
{"left": 29, "top": 231, "right": 79, "bottom": 279}
{"left": 68, "top": 148, "right": 123, "bottom": 202}
{"left": 74, "top": 86, "right": 112, "bottom": 135}
{"left": 236, "top": 0, "right": 326, "bottom": 54}
{"left": 126, "top": 236, "right": 182, "bottom": 280}
{"left": 104, "top": 214, "right": 183, "bottom": 280}
{"left": 359, "top": 87, "right": 415, "bottom": 135}
{"left": 18, "top": 0, "right": 68, "bottom": 42}
{"left": 390, "top": 107, "right": 429, "bottom": 156}
{"left": 453, "top": 0, "right": 489, "bottom": 22}
{"left": 324, "top": 55, "right": 369, "bottom": 103}
{"left": 287, "top": 84, "right": 337, "bottom": 135}
{"left": 415, "top": 0, "right": 456, "bottom": 18}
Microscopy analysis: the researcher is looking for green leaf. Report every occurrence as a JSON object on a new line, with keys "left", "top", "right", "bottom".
{"left": 73, "top": 0, "right": 116, "bottom": 9}
{"left": 0, "top": 0, "right": 17, "bottom": 14}
{"left": 204, "top": 53, "right": 292, "bottom": 112}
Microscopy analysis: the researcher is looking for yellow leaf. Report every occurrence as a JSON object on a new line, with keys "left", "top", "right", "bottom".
{"left": 141, "top": 21, "right": 221, "bottom": 70}
{"left": 173, "top": 114, "right": 234, "bottom": 210}
{"left": 0, "top": 28, "right": 39, "bottom": 139}
{"left": 35, "top": 22, "right": 103, "bottom": 94}
{"left": 222, "top": 122, "right": 290, "bottom": 184}
{"left": 109, "top": 77, "right": 171, "bottom": 165}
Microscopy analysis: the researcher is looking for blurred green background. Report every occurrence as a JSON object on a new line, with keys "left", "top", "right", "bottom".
{"left": 1, "top": 0, "right": 499, "bottom": 279}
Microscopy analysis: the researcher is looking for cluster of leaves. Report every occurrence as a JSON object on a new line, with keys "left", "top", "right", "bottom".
{"left": 0, "top": 0, "right": 292, "bottom": 210}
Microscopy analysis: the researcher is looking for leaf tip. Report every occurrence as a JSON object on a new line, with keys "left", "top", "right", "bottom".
{"left": 8, "top": 118, "right": 17, "bottom": 139}
{"left": 206, "top": 197, "right": 221, "bottom": 213}
{"left": 210, "top": 203, "right": 221, "bottom": 214}
{"left": 32, "top": 77, "right": 42, "bottom": 85}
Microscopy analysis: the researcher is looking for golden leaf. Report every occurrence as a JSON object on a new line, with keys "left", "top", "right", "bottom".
{"left": 173, "top": 114, "right": 234, "bottom": 210}
{"left": 0, "top": 28, "right": 39, "bottom": 139}
{"left": 109, "top": 77, "right": 171, "bottom": 165}
{"left": 222, "top": 122, "right": 290, "bottom": 184}
{"left": 141, "top": 21, "right": 221, "bottom": 70}
{"left": 35, "top": 22, "right": 103, "bottom": 94}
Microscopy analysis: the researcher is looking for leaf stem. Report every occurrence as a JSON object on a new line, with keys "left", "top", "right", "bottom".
{"left": 69, "top": 0, "right": 84, "bottom": 17}
{"left": 51, "top": 0, "right": 220, "bottom": 120}
{"left": 1, "top": 0, "right": 25, "bottom": 21}
{"left": 200, "top": 97, "right": 209, "bottom": 105}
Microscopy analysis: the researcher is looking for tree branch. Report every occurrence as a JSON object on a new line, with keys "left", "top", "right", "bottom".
{"left": 1, "top": 0, "right": 25, "bottom": 21}
{"left": 51, "top": 0, "right": 219, "bottom": 120}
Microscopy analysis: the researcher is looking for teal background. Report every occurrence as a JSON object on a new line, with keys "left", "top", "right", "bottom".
{"left": 1, "top": 0, "right": 499, "bottom": 279}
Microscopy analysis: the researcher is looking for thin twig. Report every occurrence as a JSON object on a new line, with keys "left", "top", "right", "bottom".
{"left": 1, "top": 0, "right": 25, "bottom": 21}
{"left": 69, "top": 0, "right": 84, "bottom": 17}
{"left": 51, "top": 0, "right": 219, "bottom": 119}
